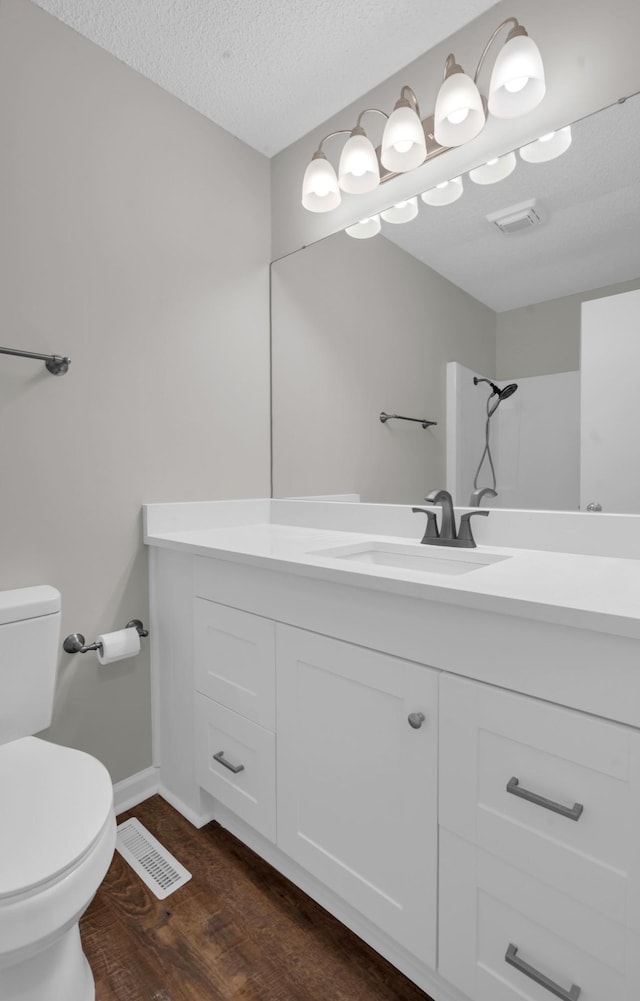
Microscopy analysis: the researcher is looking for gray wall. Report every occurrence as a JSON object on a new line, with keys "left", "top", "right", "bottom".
{"left": 496, "top": 277, "right": 640, "bottom": 378}
{"left": 0, "top": 0, "right": 271, "bottom": 782}
{"left": 271, "top": 232, "right": 495, "bottom": 503}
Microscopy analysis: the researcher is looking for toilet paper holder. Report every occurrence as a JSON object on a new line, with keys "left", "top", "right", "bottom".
{"left": 63, "top": 619, "right": 149, "bottom": 655}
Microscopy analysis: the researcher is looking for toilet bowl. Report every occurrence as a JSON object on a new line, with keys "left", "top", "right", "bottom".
{"left": 0, "top": 737, "right": 117, "bottom": 1001}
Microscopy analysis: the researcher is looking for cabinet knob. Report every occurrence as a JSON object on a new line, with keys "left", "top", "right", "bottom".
{"left": 407, "top": 712, "right": 426, "bottom": 729}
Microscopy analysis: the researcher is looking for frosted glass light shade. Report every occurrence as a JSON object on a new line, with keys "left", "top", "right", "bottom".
{"left": 488, "top": 34, "right": 546, "bottom": 118}
{"left": 380, "top": 198, "right": 419, "bottom": 224}
{"left": 381, "top": 105, "right": 427, "bottom": 172}
{"left": 519, "top": 126, "right": 572, "bottom": 163}
{"left": 421, "top": 176, "right": 463, "bottom": 206}
{"left": 469, "top": 151, "right": 517, "bottom": 185}
{"left": 338, "top": 131, "right": 380, "bottom": 193}
{"left": 301, "top": 153, "right": 341, "bottom": 212}
{"left": 345, "top": 215, "right": 381, "bottom": 239}
{"left": 434, "top": 71, "right": 485, "bottom": 147}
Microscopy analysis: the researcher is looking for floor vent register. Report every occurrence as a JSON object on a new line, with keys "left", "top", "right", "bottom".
{"left": 115, "top": 818, "right": 192, "bottom": 899}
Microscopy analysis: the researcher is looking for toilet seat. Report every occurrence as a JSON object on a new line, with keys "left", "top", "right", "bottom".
{"left": 0, "top": 737, "right": 114, "bottom": 900}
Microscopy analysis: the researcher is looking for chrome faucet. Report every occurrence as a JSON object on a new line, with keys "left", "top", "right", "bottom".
{"left": 425, "top": 489, "right": 456, "bottom": 539}
{"left": 412, "top": 489, "right": 489, "bottom": 548}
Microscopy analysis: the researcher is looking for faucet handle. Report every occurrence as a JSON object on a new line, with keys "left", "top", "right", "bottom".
{"left": 457, "top": 510, "right": 489, "bottom": 547}
{"left": 411, "top": 506, "right": 440, "bottom": 542}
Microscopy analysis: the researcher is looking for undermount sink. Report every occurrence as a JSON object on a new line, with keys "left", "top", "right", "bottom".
{"left": 309, "top": 540, "right": 510, "bottom": 576}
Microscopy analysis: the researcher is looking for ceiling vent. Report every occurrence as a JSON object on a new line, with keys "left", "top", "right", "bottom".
{"left": 486, "top": 199, "right": 542, "bottom": 234}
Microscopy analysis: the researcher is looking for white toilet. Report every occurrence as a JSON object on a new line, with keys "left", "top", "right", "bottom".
{"left": 0, "top": 586, "right": 117, "bottom": 1001}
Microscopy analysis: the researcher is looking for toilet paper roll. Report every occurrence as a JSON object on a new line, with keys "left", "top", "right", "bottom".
{"left": 96, "top": 627, "right": 141, "bottom": 665}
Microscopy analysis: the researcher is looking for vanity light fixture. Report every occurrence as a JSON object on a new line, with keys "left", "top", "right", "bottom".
{"left": 433, "top": 55, "right": 485, "bottom": 148}
{"left": 301, "top": 146, "right": 343, "bottom": 212}
{"left": 421, "top": 176, "right": 464, "bottom": 206}
{"left": 380, "top": 87, "right": 427, "bottom": 172}
{"left": 344, "top": 215, "right": 381, "bottom": 239}
{"left": 338, "top": 110, "right": 387, "bottom": 193}
{"left": 303, "top": 113, "right": 386, "bottom": 212}
{"left": 302, "top": 17, "right": 545, "bottom": 213}
{"left": 519, "top": 126, "right": 572, "bottom": 163}
{"left": 380, "top": 197, "right": 419, "bottom": 224}
{"left": 487, "top": 24, "right": 546, "bottom": 118}
{"left": 469, "top": 151, "right": 517, "bottom": 185}
{"left": 338, "top": 129, "right": 380, "bottom": 193}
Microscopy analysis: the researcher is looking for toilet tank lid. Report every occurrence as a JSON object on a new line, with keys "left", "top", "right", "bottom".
{"left": 0, "top": 586, "right": 61, "bottom": 625}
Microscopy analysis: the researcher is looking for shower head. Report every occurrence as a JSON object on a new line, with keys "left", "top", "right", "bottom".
{"left": 498, "top": 382, "right": 518, "bottom": 400}
{"left": 473, "top": 376, "right": 518, "bottom": 401}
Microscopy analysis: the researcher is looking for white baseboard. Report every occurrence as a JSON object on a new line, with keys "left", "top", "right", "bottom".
{"left": 111, "top": 768, "right": 216, "bottom": 827}
{"left": 158, "top": 784, "right": 216, "bottom": 829}
{"left": 113, "top": 766, "right": 160, "bottom": 815}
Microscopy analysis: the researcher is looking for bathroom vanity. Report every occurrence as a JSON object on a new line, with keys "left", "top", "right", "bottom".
{"left": 144, "top": 498, "right": 640, "bottom": 1001}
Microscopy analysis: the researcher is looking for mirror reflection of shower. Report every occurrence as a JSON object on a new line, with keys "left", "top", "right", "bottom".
{"left": 446, "top": 361, "right": 581, "bottom": 511}
{"left": 469, "top": 378, "right": 518, "bottom": 506}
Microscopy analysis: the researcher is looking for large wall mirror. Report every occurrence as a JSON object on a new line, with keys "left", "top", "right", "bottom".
{"left": 271, "top": 92, "right": 640, "bottom": 513}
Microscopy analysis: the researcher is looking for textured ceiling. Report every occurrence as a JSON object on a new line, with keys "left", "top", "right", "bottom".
{"left": 32, "top": 0, "right": 499, "bottom": 156}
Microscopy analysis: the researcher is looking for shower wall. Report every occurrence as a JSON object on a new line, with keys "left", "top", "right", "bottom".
{"left": 580, "top": 288, "right": 640, "bottom": 513}
{"left": 447, "top": 362, "right": 580, "bottom": 510}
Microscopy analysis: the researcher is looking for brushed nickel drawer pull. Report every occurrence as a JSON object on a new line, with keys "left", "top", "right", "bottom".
{"left": 506, "top": 944, "right": 581, "bottom": 1000}
{"left": 507, "top": 776, "right": 584, "bottom": 821}
{"left": 213, "top": 750, "right": 245, "bottom": 774}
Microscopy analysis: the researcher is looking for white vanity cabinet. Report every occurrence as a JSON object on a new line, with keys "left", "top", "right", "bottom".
{"left": 146, "top": 526, "right": 640, "bottom": 1001}
{"left": 276, "top": 625, "right": 438, "bottom": 966}
{"left": 438, "top": 673, "right": 640, "bottom": 1001}
{"left": 186, "top": 564, "right": 439, "bottom": 967}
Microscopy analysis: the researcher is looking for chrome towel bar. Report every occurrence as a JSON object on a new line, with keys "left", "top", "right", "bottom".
{"left": 0, "top": 346, "right": 70, "bottom": 375}
{"left": 380, "top": 412, "right": 437, "bottom": 428}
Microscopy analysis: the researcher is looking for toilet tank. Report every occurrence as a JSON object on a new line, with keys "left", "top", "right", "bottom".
{"left": 0, "top": 586, "right": 61, "bottom": 745}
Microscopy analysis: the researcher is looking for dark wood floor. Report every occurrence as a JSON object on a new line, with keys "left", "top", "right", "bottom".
{"left": 80, "top": 795, "right": 434, "bottom": 1001}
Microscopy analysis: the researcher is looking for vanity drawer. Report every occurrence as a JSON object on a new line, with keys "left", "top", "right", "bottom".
{"left": 194, "top": 692, "right": 276, "bottom": 842}
{"left": 439, "top": 673, "right": 640, "bottom": 929}
{"left": 439, "top": 829, "right": 640, "bottom": 1001}
{"left": 194, "top": 598, "right": 275, "bottom": 729}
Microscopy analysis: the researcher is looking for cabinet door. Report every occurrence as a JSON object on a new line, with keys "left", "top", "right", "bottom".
{"left": 440, "top": 828, "right": 640, "bottom": 1001}
{"left": 194, "top": 693, "right": 276, "bottom": 842}
{"left": 276, "top": 624, "right": 438, "bottom": 965}
{"left": 194, "top": 599, "right": 275, "bottom": 729}
{"left": 440, "top": 672, "right": 640, "bottom": 931}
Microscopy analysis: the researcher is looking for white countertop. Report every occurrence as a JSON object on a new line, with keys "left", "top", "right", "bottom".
{"left": 143, "top": 500, "right": 640, "bottom": 641}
